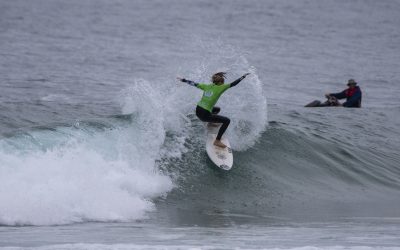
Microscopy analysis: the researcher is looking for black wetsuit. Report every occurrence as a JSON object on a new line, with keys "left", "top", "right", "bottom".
{"left": 195, "top": 105, "right": 229, "bottom": 140}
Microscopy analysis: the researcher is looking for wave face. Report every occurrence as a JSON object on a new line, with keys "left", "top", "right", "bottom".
{"left": 154, "top": 106, "right": 400, "bottom": 225}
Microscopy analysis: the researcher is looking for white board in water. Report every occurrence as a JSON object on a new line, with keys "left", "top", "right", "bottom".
{"left": 205, "top": 123, "right": 233, "bottom": 170}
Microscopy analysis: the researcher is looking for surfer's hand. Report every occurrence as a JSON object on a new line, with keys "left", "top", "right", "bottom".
{"left": 238, "top": 73, "right": 250, "bottom": 82}
{"left": 177, "top": 77, "right": 185, "bottom": 82}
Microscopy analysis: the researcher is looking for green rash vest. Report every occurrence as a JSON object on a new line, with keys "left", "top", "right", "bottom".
{"left": 196, "top": 83, "right": 230, "bottom": 112}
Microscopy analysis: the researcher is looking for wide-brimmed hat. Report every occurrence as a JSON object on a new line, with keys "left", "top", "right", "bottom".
{"left": 347, "top": 79, "right": 357, "bottom": 86}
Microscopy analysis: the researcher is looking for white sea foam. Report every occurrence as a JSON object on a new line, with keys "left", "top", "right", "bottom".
{"left": 120, "top": 78, "right": 190, "bottom": 160}
{"left": 0, "top": 107, "right": 174, "bottom": 226}
{"left": 0, "top": 134, "right": 173, "bottom": 225}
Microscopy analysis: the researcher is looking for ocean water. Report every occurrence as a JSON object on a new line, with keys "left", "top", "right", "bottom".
{"left": 1, "top": 0, "right": 400, "bottom": 249}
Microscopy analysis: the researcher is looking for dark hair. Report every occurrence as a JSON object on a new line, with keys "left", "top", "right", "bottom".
{"left": 212, "top": 72, "right": 226, "bottom": 84}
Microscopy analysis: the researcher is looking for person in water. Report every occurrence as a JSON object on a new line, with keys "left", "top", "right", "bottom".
{"left": 178, "top": 72, "right": 250, "bottom": 148}
{"left": 325, "top": 79, "right": 362, "bottom": 108}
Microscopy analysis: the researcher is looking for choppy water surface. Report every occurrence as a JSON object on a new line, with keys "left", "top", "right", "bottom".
{"left": 1, "top": 0, "right": 400, "bottom": 249}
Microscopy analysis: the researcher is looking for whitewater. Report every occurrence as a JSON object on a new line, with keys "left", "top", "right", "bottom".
{"left": 1, "top": 0, "right": 400, "bottom": 249}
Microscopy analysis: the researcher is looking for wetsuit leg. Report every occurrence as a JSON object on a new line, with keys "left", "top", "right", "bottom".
{"left": 196, "top": 106, "right": 212, "bottom": 121}
{"left": 196, "top": 106, "right": 230, "bottom": 140}
{"left": 211, "top": 106, "right": 220, "bottom": 114}
{"left": 212, "top": 114, "right": 230, "bottom": 140}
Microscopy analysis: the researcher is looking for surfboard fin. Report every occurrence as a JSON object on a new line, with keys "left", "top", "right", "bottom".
{"left": 219, "top": 164, "right": 229, "bottom": 170}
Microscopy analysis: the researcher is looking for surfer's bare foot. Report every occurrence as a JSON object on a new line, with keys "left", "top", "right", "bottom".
{"left": 214, "top": 140, "right": 227, "bottom": 148}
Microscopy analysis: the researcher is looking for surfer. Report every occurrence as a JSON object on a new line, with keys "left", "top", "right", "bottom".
{"left": 178, "top": 72, "right": 250, "bottom": 148}
{"left": 325, "top": 79, "right": 362, "bottom": 108}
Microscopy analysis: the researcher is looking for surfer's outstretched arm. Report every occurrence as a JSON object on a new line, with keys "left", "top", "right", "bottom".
{"left": 229, "top": 73, "right": 250, "bottom": 87}
{"left": 177, "top": 77, "right": 199, "bottom": 87}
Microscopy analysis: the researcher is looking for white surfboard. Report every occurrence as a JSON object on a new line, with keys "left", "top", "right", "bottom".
{"left": 205, "top": 123, "right": 233, "bottom": 170}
